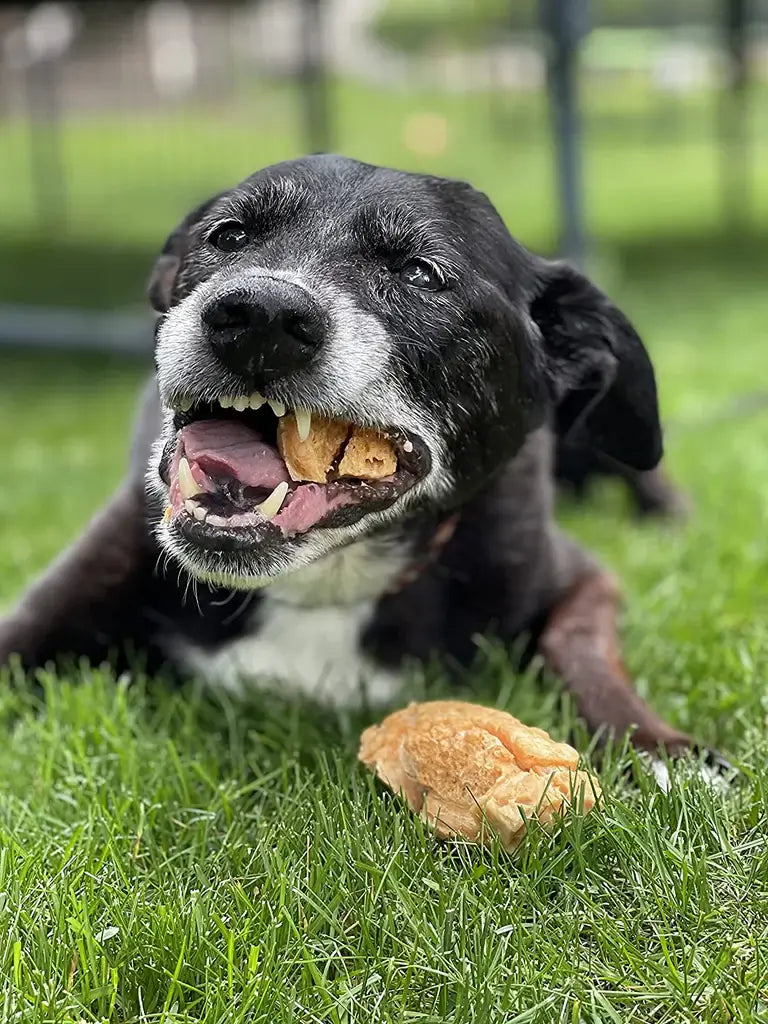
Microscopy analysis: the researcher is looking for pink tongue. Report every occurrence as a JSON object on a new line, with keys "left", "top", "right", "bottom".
{"left": 274, "top": 484, "right": 350, "bottom": 534}
{"left": 180, "top": 419, "right": 290, "bottom": 488}
{"left": 176, "top": 418, "right": 360, "bottom": 535}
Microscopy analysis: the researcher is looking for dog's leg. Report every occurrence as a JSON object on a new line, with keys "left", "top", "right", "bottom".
{"left": 0, "top": 482, "right": 157, "bottom": 671}
{"left": 538, "top": 571, "right": 693, "bottom": 755}
{"left": 621, "top": 465, "right": 689, "bottom": 519}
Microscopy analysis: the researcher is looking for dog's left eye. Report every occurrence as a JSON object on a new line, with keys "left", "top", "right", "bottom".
{"left": 399, "top": 259, "right": 444, "bottom": 292}
{"left": 209, "top": 222, "right": 249, "bottom": 253}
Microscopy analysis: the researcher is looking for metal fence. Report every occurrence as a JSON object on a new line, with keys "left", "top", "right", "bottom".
{"left": 1, "top": 0, "right": 767, "bottom": 351}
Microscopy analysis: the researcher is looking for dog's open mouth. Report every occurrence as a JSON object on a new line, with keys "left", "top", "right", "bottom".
{"left": 158, "top": 392, "right": 429, "bottom": 545}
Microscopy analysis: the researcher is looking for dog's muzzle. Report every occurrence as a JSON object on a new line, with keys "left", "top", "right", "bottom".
{"left": 201, "top": 279, "right": 326, "bottom": 389}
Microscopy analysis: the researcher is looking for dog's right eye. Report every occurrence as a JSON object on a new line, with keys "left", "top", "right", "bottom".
{"left": 209, "top": 222, "right": 249, "bottom": 253}
{"left": 398, "top": 258, "right": 445, "bottom": 292}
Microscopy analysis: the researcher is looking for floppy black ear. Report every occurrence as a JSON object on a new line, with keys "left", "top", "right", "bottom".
{"left": 147, "top": 196, "right": 219, "bottom": 313}
{"left": 530, "top": 261, "right": 663, "bottom": 471}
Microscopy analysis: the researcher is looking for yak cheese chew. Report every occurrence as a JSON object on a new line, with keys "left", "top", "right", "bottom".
{"left": 277, "top": 413, "right": 349, "bottom": 483}
{"left": 359, "top": 700, "right": 600, "bottom": 852}
{"left": 277, "top": 415, "right": 398, "bottom": 484}
{"left": 337, "top": 427, "right": 397, "bottom": 480}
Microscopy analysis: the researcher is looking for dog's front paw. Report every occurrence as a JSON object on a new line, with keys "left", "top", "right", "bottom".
{"left": 0, "top": 619, "right": 17, "bottom": 671}
{"left": 0, "top": 616, "right": 38, "bottom": 676}
{"left": 639, "top": 744, "right": 738, "bottom": 794}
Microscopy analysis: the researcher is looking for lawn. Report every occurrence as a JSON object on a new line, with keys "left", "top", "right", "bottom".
{"left": 1, "top": 78, "right": 767, "bottom": 308}
{"left": 2, "top": 242, "right": 768, "bottom": 1023}
{"left": 2, "top": 82, "right": 768, "bottom": 1024}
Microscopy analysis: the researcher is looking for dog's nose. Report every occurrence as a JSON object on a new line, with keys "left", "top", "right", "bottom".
{"left": 202, "top": 280, "right": 325, "bottom": 384}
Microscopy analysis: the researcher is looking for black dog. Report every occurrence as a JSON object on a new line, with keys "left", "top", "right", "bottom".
{"left": 555, "top": 430, "right": 687, "bottom": 518}
{"left": 0, "top": 155, "right": 715, "bottom": 770}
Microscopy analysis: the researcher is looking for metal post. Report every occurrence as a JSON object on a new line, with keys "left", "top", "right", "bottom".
{"left": 719, "top": 0, "right": 750, "bottom": 227}
{"left": 539, "top": 0, "right": 590, "bottom": 265}
{"left": 25, "top": 56, "right": 68, "bottom": 228}
{"left": 298, "top": 0, "right": 331, "bottom": 154}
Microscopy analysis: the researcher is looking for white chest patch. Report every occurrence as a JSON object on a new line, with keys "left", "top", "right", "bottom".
{"left": 175, "top": 598, "right": 401, "bottom": 706}
{"left": 172, "top": 539, "right": 408, "bottom": 706}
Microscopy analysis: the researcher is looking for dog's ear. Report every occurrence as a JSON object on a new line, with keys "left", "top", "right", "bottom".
{"left": 148, "top": 197, "right": 219, "bottom": 313}
{"left": 530, "top": 261, "right": 662, "bottom": 471}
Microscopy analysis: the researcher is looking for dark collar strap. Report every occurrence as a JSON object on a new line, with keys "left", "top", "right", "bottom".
{"left": 385, "top": 513, "right": 460, "bottom": 596}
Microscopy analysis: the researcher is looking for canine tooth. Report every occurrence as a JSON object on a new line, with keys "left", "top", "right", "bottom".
{"left": 233, "top": 396, "right": 249, "bottom": 412}
{"left": 219, "top": 395, "right": 234, "bottom": 409}
{"left": 268, "top": 398, "right": 286, "bottom": 417}
{"left": 178, "top": 458, "right": 198, "bottom": 501}
{"left": 403, "top": 439, "right": 414, "bottom": 453}
{"left": 294, "top": 407, "right": 312, "bottom": 442}
{"left": 249, "top": 392, "right": 266, "bottom": 410}
{"left": 176, "top": 396, "right": 193, "bottom": 412}
{"left": 256, "top": 481, "right": 289, "bottom": 519}
{"left": 163, "top": 505, "right": 173, "bottom": 524}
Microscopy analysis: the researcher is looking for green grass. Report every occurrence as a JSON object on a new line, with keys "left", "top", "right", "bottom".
{"left": 2, "top": 243, "right": 768, "bottom": 1022}
{"left": 1, "top": 79, "right": 767, "bottom": 307}
{"left": 2, "top": 74, "right": 768, "bottom": 1021}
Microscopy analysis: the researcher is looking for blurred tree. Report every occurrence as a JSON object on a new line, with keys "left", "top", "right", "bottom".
{"left": 0, "top": 0, "right": 243, "bottom": 5}
{"left": 373, "top": 0, "right": 530, "bottom": 53}
{"left": 373, "top": 0, "right": 767, "bottom": 51}
{"left": 599, "top": 0, "right": 767, "bottom": 27}
{"left": 299, "top": 0, "right": 332, "bottom": 153}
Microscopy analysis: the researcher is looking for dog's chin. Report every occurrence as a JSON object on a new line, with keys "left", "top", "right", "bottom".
{"left": 157, "top": 498, "right": 413, "bottom": 590}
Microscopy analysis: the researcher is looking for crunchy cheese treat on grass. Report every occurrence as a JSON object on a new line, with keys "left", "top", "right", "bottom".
{"left": 337, "top": 427, "right": 397, "bottom": 480}
{"left": 359, "top": 700, "right": 600, "bottom": 852}
{"left": 277, "top": 413, "right": 349, "bottom": 483}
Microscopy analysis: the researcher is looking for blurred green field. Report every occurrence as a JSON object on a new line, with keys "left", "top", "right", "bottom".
{"left": 1, "top": 79, "right": 767, "bottom": 307}
{"left": 2, "top": 79, "right": 768, "bottom": 1023}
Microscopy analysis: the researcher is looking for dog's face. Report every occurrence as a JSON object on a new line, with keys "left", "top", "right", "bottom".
{"left": 148, "top": 155, "right": 662, "bottom": 587}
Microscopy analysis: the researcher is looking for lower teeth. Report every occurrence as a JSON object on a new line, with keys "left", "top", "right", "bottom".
{"left": 256, "top": 481, "right": 289, "bottom": 519}
{"left": 182, "top": 482, "right": 290, "bottom": 526}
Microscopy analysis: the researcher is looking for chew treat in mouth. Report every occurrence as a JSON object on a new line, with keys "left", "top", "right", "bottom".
{"left": 277, "top": 412, "right": 350, "bottom": 483}
{"left": 337, "top": 427, "right": 398, "bottom": 480}
{"left": 359, "top": 701, "right": 600, "bottom": 852}
{"left": 277, "top": 415, "right": 398, "bottom": 484}
{"left": 162, "top": 393, "right": 423, "bottom": 540}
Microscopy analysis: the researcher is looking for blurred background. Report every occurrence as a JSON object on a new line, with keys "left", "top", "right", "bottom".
{"left": 2, "top": 0, "right": 767, "bottom": 334}
{"left": 1, "top": 0, "right": 767, "bottom": 606}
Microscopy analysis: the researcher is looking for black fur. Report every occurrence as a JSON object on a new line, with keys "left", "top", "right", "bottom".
{"left": 1, "top": 156, "right": 689, "bottom": 756}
